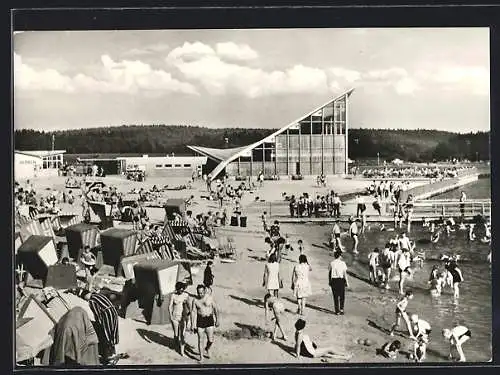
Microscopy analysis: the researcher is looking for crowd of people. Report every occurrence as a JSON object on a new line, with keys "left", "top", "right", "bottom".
{"left": 360, "top": 165, "right": 476, "bottom": 180}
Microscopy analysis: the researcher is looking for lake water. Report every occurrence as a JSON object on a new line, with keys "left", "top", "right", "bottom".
{"left": 429, "top": 176, "right": 491, "bottom": 200}
{"left": 291, "top": 223, "right": 491, "bottom": 362}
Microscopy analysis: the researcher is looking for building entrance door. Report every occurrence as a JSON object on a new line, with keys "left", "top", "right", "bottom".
{"left": 295, "top": 162, "right": 301, "bottom": 175}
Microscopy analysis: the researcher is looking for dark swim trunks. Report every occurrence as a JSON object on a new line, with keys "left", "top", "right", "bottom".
{"left": 300, "top": 341, "right": 318, "bottom": 358}
{"left": 197, "top": 315, "right": 215, "bottom": 329}
{"left": 458, "top": 330, "right": 472, "bottom": 339}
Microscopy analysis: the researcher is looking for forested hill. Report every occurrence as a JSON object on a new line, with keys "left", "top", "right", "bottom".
{"left": 15, "top": 125, "right": 490, "bottom": 162}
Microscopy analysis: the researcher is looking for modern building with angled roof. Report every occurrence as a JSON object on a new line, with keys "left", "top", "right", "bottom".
{"left": 188, "top": 88, "right": 354, "bottom": 179}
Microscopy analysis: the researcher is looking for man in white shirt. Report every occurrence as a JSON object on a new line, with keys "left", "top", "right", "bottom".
{"left": 328, "top": 251, "right": 349, "bottom": 315}
{"left": 349, "top": 217, "right": 359, "bottom": 255}
{"left": 355, "top": 195, "right": 365, "bottom": 218}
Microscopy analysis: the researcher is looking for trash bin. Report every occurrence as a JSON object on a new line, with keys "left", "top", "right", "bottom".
{"left": 239, "top": 216, "right": 247, "bottom": 228}
{"left": 230, "top": 216, "right": 239, "bottom": 227}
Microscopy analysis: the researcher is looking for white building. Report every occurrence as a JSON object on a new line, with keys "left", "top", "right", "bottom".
{"left": 14, "top": 151, "right": 43, "bottom": 181}
{"left": 14, "top": 150, "right": 66, "bottom": 180}
{"left": 116, "top": 155, "right": 208, "bottom": 178}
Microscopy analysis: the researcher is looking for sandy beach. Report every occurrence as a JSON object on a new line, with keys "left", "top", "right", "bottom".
{"left": 19, "top": 175, "right": 469, "bottom": 365}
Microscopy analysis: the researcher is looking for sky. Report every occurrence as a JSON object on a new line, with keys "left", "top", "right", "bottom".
{"left": 13, "top": 28, "right": 490, "bottom": 133}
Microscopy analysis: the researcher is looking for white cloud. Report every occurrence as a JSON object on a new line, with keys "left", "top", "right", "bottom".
{"left": 329, "top": 67, "right": 361, "bottom": 83}
{"left": 365, "top": 67, "right": 408, "bottom": 81}
{"left": 432, "top": 65, "right": 489, "bottom": 96}
{"left": 167, "top": 41, "right": 216, "bottom": 62}
{"left": 14, "top": 52, "right": 198, "bottom": 96}
{"left": 394, "top": 77, "right": 419, "bottom": 95}
{"left": 125, "top": 43, "right": 171, "bottom": 56}
{"left": 215, "top": 42, "right": 259, "bottom": 61}
{"left": 14, "top": 53, "right": 75, "bottom": 93}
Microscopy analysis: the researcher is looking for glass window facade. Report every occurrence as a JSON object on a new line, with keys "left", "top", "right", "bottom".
{"left": 227, "top": 93, "right": 350, "bottom": 177}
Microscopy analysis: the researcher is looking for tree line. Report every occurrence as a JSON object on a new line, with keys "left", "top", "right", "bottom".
{"left": 15, "top": 125, "right": 490, "bottom": 162}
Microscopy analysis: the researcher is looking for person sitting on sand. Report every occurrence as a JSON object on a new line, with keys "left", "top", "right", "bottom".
{"left": 264, "top": 293, "right": 288, "bottom": 341}
{"left": 169, "top": 282, "right": 191, "bottom": 356}
{"left": 191, "top": 284, "right": 219, "bottom": 362}
{"left": 442, "top": 325, "right": 471, "bottom": 362}
{"left": 294, "top": 318, "right": 351, "bottom": 361}
{"left": 389, "top": 290, "right": 413, "bottom": 337}
{"left": 380, "top": 340, "right": 402, "bottom": 359}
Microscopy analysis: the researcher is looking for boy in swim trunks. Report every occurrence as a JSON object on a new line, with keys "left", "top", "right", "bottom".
{"left": 367, "top": 248, "right": 380, "bottom": 285}
{"left": 442, "top": 325, "right": 471, "bottom": 362}
{"left": 348, "top": 217, "right": 359, "bottom": 255}
{"left": 191, "top": 284, "right": 219, "bottom": 362}
{"left": 389, "top": 290, "right": 413, "bottom": 336}
{"left": 264, "top": 293, "right": 288, "bottom": 341}
{"left": 168, "top": 282, "right": 191, "bottom": 356}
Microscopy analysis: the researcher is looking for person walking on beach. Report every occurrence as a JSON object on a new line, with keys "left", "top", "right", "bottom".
{"left": 263, "top": 253, "right": 282, "bottom": 297}
{"left": 191, "top": 284, "right": 219, "bottom": 362}
{"left": 389, "top": 290, "right": 413, "bottom": 337}
{"left": 291, "top": 254, "right": 312, "bottom": 316}
{"left": 328, "top": 250, "right": 349, "bottom": 315}
{"left": 442, "top": 325, "right": 471, "bottom": 362}
{"left": 348, "top": 217, "right": 359, "bottom": 255}
{"left": 203, "top": 261, "right": 215, "bottom": 294}
{"left": 367, "top": 248, "right": 380, "bottom": 285}
{"left": 264, "top": 293, "right": 288, "bottom": 341}
{"left": 330, "top": 220, "right": 343, "bottom": 251}
{"left": 169, "top": 282, "right": 191, "bottom": 356}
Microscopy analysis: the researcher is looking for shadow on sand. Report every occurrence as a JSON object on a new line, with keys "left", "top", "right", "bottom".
{"left": 272, "top": 340, "right": 295, "bottom": 358}
{"left": 229, "top": 294, "right": 263, "bottom": 308}
{"left": 282, "top": 296, "right": 334, "bottom": 315}
{"left": 136, "top": 328, "right": 198, "bottom": 361}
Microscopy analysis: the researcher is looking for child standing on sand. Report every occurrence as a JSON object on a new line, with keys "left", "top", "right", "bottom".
{"left": 264, "top": 293, "right": 288, "bottom": 341}
{"left": 389, "top": 290, "right": 414, "bottom": 337}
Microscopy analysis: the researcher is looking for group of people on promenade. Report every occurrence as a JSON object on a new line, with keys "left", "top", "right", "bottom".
{"left": 288, "top": 190, "right": 343, "bottom": 218}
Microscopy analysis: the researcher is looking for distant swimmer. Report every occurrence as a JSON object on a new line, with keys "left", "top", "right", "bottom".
{"left": 442, "top": 325, "right": 471, "bottom": 362}
{"left": 487, "top": 252, "right": 491, "bottom": 264}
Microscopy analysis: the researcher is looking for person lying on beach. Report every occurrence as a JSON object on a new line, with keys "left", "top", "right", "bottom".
{"left": 294, "top": 318, "right": 351, "bottom": 361}
{"left": 442, "top": 325, "right": 471, "bottom": 362}
{"left": 264, "top": 293, "right": 288, "bottom": 341}
{"left": 380, "top": 340, "right": 401, "bottom": 359}
{"left": 389, "top": 290, "right": 413, "bottom": 336}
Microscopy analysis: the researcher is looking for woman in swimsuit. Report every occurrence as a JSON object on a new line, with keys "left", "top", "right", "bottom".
{"left": 294, "top": 319, "right": 351, "bottom": 361}
{"left": 443, "top": 326, "right": 471, "bottom": 362}
{"left": 168, "top": 282, "right": 191, "bottom": 356}
{"left": 447, "top": 261, "right": 464, "bottom": 298}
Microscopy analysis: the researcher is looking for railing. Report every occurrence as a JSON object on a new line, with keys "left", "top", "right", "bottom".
{"left": 252, "top": 199, "right": 491, "bottom": 220}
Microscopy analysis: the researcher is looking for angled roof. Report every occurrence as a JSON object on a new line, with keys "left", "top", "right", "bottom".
{"left": 186, "top": 145, "right": 250, "bottom": 163}
{"left": 189, "top": 88, "right": 354, "bottom": 179}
